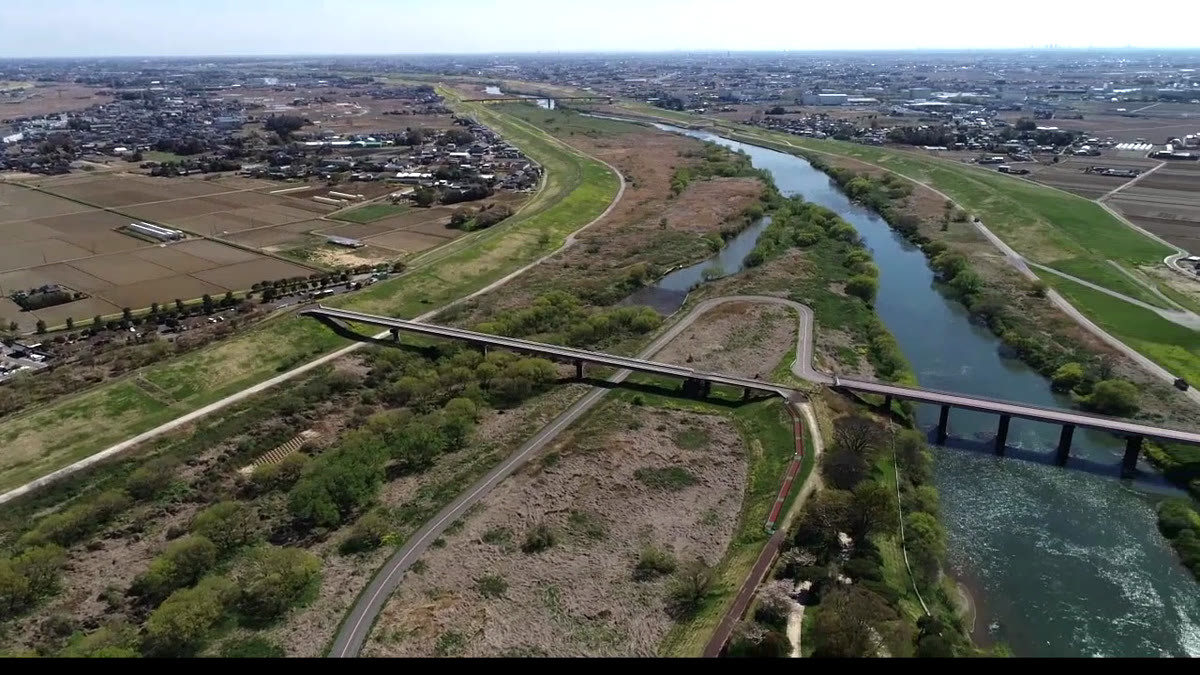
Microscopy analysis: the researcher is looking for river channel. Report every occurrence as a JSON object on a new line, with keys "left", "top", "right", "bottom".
{"left": 643, "top": 122, "right": 1200, "bottom": 656}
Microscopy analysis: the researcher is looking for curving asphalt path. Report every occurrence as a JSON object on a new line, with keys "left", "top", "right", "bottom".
{"left": 328, "top": 295, "right": 821, "bottom": 657}
{"left": 0, "top": 117, "right": 627, "bottom": 507}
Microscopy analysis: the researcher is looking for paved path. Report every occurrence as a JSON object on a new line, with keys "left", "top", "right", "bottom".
{"left": 0, "top": 122, "right": 628, "bottom": 507}
{"left": 330, "top": 296, "right": 823, "bottom": 657}
{"left": 1023, "top": 259, "right": 1200, "bottom": 329}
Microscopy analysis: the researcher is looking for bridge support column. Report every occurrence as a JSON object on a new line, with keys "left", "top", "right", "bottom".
{"left": 702, "top": 381, "right": 712, "bottom": 398}
{"left": 1122, "top": 435, "right": 1143, "bottom": 478}
{"left": 936, "top": 405, "right": 950, "bottom": 444}
{"left": 884, "top": 394, "right": 893, "bottom": 410}
{"left": 1055, "top": 424, "right": 1075, "bottom": 465}
{"left": 743, "top": 386, "right": 751, "bottom": 401}
{"left": 574, "top": 359, "right": 583, "bottom": 380}
{"left": 994, "top": 415, "right": 1011, "bottom": 455}
{"left": 390, "top": 327, "right": 399, "bottom": 342}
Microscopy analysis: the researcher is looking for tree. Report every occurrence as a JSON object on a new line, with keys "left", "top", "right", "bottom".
{"left": 847, "top": 481, "right": 898, "bottom": 540}
{"left": 753, "top": 580, "right": 795, "bottom": 630}
{"left": 823, "top": 444, "right": 870, "bottom": 490}
{"left": 1029, "top": 280, "right": 1048, "bottom": 297}
{"left": 201, "top": 294, "right": 214, "bottom": 314}
{"left": 1051, "top": 362, "right": 1085, "bottom": 392}
{"left": 144, "top": 576, "right": 236, "bottom": 656}
{"left": 893, "top": 429, "right": 931, "bottom": 485}
{"left": 904, "top": 512, "right": 945, "bottom": 587}
{"left": 125, "top": 457, "right": 175, "bottom": 500}
{"left": 834, "top": 416, "right": 880, "bottom": 456}
{"left": 264, "top": 114, "right": 305, "bottom": 140}
{"left": 0, "top": 559, "right": 32, "bottom": 620}
{"left": 131, "top": 536, "right": 219, "bottom": 604}
{"left": 792, "top": 489, "right": 852, "bottom": 558}
{"left": 845, "top": 275, "right": 878, "bottom": 304}
{"left": 949, "top": 269, "right": 983, "bottom": 298}
{"left": 808, "top": 586, "right": 897, "bottom": 657}
{"left": 175, "top": 298, "right": 185, "bottom": 313}
{"left": 235, "top": 546, "right": 321, "bottom": 622}
{"left": 412, "top": 187, "right": 437, "bottom": 207}
{"left": 666, "top": 558, "right": 715, "bottom": 619}
{"left": 727, "top": 620, "right": 792, "bottom": 657}
{"left": 190, "top": 501, "right": 259, "bottom": 554}
{"left": 339, "top": 510, "right": 391, "bottom": 554}
{"left": 121, "top": 307, "right": 133, "bottom": 323}
{"left": 92, "top": 315, "right": 103, "bottom": 331}
{"left": 58, "top": 622, "right": 141, "bottom": 658}
{"left": 65, "top": 317, "right": 74, "bottom": 331}
{"left": 931, "top": 252, "right": 967, "bottom": 280}
{"left": 35, "top": 320, "right": 46, "bottom": 335}
{"left": 1085, "top": 379, "right": 1140, "bottom": 416}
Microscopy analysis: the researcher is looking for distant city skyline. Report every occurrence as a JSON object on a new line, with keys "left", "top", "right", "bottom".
{"left": 1, "top": 0, "right": 1197, "bottom": 58}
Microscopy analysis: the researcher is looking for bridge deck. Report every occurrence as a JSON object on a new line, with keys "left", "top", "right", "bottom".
{"left": 303, "top": 306, "right": 1200, "bottom": 446}
{"left": 303, "top": 306, "right": 789, "bottom": 396}
{"left": 837, "top": 378, "right": 1200, "bottom": 445}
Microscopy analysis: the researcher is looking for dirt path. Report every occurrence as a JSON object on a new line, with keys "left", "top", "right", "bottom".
{"left": 786, "top": 603, "right": 805, "bottom": 657}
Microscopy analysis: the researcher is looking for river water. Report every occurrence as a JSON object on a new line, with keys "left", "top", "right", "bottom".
{"left": 483, "top": 85, "right": 554, "bottom": 109}
{"left": 650, "top": 123, "right": 1200, "bottom": 657}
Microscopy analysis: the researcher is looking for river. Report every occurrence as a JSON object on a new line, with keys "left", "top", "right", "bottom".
{"left": 483, "top": 85, "right": 554, "bottom": 109}
{"left": 648, "top": 123, "right": 1200, "bottom": 657}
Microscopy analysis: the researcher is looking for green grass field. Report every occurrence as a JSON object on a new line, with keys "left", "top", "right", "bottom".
{"left": 1044, "top": 274, "right": 1200, "bottom": 386}
{"left": 142, "top": 150, "right": 188, "bottom": 163}
{"left": 332, "top": 203, "right": 409, "bottom": 224}
{"left": 0, "top": 93, "right": 620, "bottom": 495}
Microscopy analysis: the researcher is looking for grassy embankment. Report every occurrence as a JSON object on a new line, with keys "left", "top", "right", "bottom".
{"left": 0, "top": 96, "right": 619, "bottom": 494}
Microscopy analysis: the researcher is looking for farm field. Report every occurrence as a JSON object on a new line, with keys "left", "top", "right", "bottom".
{"left": 0, "top": 177, "right": 320, "bottom": 331}
{"left": 1025, "top": 155, "right": 1160, "bottom": 200}
{"left": 1109, "top": 162, "right": 1200, "bottom": 253}
{"left": 0, "top": 82, "right": 112, "bottom": 118}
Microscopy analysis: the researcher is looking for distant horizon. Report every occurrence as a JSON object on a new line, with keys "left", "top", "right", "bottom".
{"left": 6, "top": 46, "right": 1200, "bottom": 62}
{"left": 3, "top": 0, "right": 1198, "bottom": 59}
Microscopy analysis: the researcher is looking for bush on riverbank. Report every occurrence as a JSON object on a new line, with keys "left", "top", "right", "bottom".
{"left": 1157, "top": 498, "right": 1200, "bottom": 579}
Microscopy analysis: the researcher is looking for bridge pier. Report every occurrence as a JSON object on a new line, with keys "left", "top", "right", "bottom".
{"left": 994, "top": 415, "right": 1011, "bottom": 455}
{"left": 743, "top": 386, "right": 751, "bottom": 401}
{"left": 574, "top": 359, "right": 583, "bottom": 380}
{"left": 702, "top": 381, "right": 712, "bottom": 398}
{"left": 936, "top": 405, "right": 950, "bottom": 444}
{"left": 884, "top": 394, "right": 893, "bottom": 409}
{"left": 1055, "top": 424, "right": 1075, "bottom": 465}
{"left": 1122, "top": 435, "right": 1143, "bottom": 478}
{"left": 390, "top": 327, "right": 399, "bottom": 342}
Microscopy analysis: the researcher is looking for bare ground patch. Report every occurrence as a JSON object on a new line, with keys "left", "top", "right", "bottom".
{"left": 363, "top": 402, "right": 747, "bottom": 657}
{"left": 654, "top": 302, "right": 796, "bottom": 378}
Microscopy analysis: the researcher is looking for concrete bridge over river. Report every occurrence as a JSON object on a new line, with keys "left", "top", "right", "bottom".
{"left": 302, "top": 305, "right": 1200, "bottom": 477}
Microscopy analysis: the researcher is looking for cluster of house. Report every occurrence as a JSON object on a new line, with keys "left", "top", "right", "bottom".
{"left": 242, "top": 118, "right": 539, "bottom": 192}
{"left": 1, "top": 89, "right": 249, "bottom": 174}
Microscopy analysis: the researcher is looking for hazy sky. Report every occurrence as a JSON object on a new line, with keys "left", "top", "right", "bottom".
{"left": 1, "top": 0, "right": 1196, "bottom": 58}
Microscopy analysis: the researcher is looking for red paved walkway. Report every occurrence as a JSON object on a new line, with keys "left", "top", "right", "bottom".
{"left": 703, "top": 405, "right": 807, "bottom": 657}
